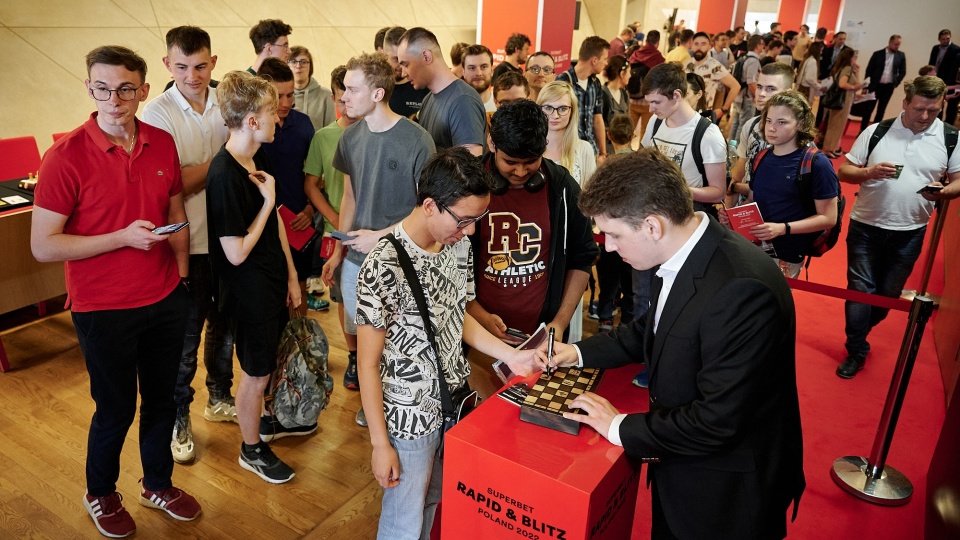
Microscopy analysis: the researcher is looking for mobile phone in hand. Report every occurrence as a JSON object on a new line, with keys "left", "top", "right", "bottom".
{"left": 151, "top": 222, "right": 189, "bottom": 235}
{"left": 916, "top": 185, "right": 943, "bottom": 194}
{"left": 330, "top": 230, "right": 353, "bottom": 242}
{"left": 505, "top": 327, "right": 530, "bottom": 341}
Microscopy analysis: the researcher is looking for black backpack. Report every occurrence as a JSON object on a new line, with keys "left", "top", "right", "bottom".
{"left": 751, "top": 144, "right": 846, "bottom": 259}
{"left": 651, "top": 115, "right": 720, "bottom": 218}
{"left": 627, "top": 62, "right": 650, "bottom": 99}
{"left": 732, "top": 54, "right": 757, "bottom": 87}
{"left": 864, "top": 119, "right": 958, "bottom": 172}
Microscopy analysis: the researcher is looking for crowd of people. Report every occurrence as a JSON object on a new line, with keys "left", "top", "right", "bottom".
{"left": 28, "top": 15, "right": 960, "bottom": 540}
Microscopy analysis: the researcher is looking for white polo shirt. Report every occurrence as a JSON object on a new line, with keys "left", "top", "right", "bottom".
{"left": 141, "top": 84, "right": 229, "bottom": 254}
{"left": 845, "top": 114, "right": 960, "bottom": 231}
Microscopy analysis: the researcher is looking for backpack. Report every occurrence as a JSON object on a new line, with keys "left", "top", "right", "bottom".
{"left": 751, "top": 144, "right": 846, "bottom": 259}
{"left": 266, "top": 315, "right": 334, "bottom": 428}
{"left": 733, "top": 54, "right": 758, "bottom": 87}
{"left": 627, "top": 62, "right": 650, "bottom": 99}
{"left": 652, "top": 115, "right": 720, "bottom": 218}
{"left": 652, "top": 115, "right": 714, "bottom": 183}
{"left": 865, "top": 119, "right": 958, "bottom": 176}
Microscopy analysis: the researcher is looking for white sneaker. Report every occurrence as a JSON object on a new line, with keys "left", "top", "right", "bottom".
{"left": 306, "top": 276, "right": 326, "bottom": 295}
{"left": 203, "top": 396, "right": 238, "bottom": 423}
{"left": 171, "top": 415, "right": 195, "bottom": 463}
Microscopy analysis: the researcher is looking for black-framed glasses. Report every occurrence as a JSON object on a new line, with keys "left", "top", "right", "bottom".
{"left": 438, "top": 202, "right": 488, "bottom": 229}
{"left": 541, "top": 104, "right": 572, "bottom": 117}
{"left": 526, "top": 65, "right": 554, "bottom": 75}
{"left": 90, "top": 85, "right": 143, "bottom": 101}
{"left": 288, "top": 59, "right": 310, "bottom": 67}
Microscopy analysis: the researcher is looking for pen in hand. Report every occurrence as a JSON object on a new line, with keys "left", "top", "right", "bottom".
{"left": 547, "top": 327, "right": 556, "bottom": 375}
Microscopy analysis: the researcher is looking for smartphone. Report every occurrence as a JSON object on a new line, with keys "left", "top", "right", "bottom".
{"left": 504, "top": 327, "right": 530, "bottom": 341}
{"left": 330, "top": 230, "right": 353, "bottom": 242}
{"left": 151, "top": 222, "right": 189, "bottom": 235}
{"left": 916, "top": 185, "right": 943, "bottom": 194}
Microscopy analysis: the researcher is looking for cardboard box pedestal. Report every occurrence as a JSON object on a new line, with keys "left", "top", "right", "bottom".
{"left": 441, "top": 365, "right": 648, "bottom": 540}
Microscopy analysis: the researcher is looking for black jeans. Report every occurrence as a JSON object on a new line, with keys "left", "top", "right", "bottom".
{"left": 175, "top": 254, "right": 235, "bottom": 412}
{"left": 73, "top": 285, "right": 188, "bottom": 496}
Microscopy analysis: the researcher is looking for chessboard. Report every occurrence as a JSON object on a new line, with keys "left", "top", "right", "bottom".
{"left": 519, "top": 367, "right": 602, "bottom": 435}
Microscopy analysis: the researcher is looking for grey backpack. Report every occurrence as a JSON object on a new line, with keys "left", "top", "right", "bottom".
{"left": 267, "top": 316, "right": 333, "bottom": 427}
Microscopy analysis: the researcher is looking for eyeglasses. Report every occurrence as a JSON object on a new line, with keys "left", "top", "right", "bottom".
{"left": 270, "top": 41, "right": 290, "bottom": 50}
{"left": 541, "top": 104, "right": 572, "bottom": 117}
{"left": 438, "top": 202, "right": 488, "bottom": 229}
{"left": 90, "top": 85, "right": 144, "bottom": 101}
{"left": 288, "top": 59, "right": 310, "bottom": 67}
{"left": 526, "top": 65, "right": 554, "bottom": 75}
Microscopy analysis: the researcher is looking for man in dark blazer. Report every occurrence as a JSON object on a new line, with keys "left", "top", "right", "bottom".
{"left": 930, "top": 29, "right": 960, "bottom": 125}
{"left": 539, "top": 149, "right": 805, "bottom": 539}
{"left": 819, "top": 31, "right": 848, "bottom": 79}
{"left": 863, "top": 35, "right": 907, "bottom": 132}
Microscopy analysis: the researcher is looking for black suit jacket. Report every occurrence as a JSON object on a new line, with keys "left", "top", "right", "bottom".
{"left": 819, "top": 44, "right": 848, "bottom": 79}
{"left": 579, "top": 218, "right": 805, "bottom": 540}
{"left": 866, "top": 48, "right": 907, "bottom": 91}
{"left": 930, "top": 42, "right": 960, "bottom": 84}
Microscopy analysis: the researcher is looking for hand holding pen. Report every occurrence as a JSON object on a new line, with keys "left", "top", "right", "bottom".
{"left": 547, "top": 327, "right": 556, "bottom": 375}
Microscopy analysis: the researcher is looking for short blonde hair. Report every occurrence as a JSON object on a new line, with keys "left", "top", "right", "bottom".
{"left": 345, "top": 52, "right": 395, "bottom": 101}
{"left": 217, "top": 70, "right": 278, "bottom": 129}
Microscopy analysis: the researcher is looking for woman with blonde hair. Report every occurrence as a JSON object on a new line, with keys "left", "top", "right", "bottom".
{"left": 207, "top": 71, "right": 302, "bottom": 484}
{"left": 821, "top": 48, "right": 864, "bottom": 158}
{"left": 537, "top": 81, "right": 596, "bottom": 185}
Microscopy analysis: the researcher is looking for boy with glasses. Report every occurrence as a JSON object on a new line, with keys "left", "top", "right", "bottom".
{"left": 357, "top": 147, "right": 538, "bottom": 539}
{"left": 248, "top": 19, "right": 292, "bottom": 73}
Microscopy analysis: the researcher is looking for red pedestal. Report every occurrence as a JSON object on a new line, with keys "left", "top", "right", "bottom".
{"left": 441, "top": 365, "right": 648, "bottom": 540}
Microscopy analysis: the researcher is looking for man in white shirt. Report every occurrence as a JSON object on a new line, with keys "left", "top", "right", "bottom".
{"left": 836, "top": 76, "right": 960, "bottom": 379}
{"left": 685, "top": 32, "right": 741, "bottom": 123}
{"left": 141, "top": 26, "right": 233, "bottom": 465}
{"left": 536, "top": 149, "right": 804, "bottom": 540}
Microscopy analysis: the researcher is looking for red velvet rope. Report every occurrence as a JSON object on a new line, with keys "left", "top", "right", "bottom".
{"left": 785, "top": 277, "right": 913, "bottom": 312}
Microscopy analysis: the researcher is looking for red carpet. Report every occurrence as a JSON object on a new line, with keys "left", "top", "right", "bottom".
{"left": 629, "top": 130, "right": 947, "bottom": 539}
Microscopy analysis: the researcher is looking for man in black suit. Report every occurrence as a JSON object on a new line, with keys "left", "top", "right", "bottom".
{"left": 863, "top": 34, "right": 907, "bottom": 132}
{"left": 819, "top": 31, "right": 848, "bottom": 79}
{"left": 817, "top": 31, "right": 849, "bottom": 126}
{"left": 539, "top": 149, "right": 805, "bottom": 540}
{"left": 930, "top": 29, "right": 960, "bottom": 125}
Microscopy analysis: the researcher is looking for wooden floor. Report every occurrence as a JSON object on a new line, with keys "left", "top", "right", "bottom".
{"left": 0, "top": 294, "right": 603, "bottom": 539}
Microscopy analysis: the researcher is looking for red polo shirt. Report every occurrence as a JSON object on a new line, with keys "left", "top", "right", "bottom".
{"left": 35, "top": 113, "right": 183, "bottom": 312}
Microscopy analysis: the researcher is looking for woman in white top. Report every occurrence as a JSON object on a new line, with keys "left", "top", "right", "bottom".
{"left": 537, "top": 81, "right": 597, "bottom": 186}
{"left": 797, "top": 42, "right": 824, "bottom": 107}
{"left": 536, "top": 81, "right": 597, "bottom": 342}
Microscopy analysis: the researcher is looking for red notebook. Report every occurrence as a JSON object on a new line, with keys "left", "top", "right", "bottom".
{"left": 278, "top": 205, "right": 320, "bottom": 252}
{"left": 726, "top": 203, "right": 765, "bottom": 243}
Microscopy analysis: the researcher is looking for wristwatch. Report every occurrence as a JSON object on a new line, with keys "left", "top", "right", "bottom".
{"left": 784, "top": 222, "right": 792, "bottom": 235}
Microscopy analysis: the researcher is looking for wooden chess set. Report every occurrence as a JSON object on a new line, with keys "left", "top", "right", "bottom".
{"left": 519, "top": 367, "right": 602, "bottom": 435}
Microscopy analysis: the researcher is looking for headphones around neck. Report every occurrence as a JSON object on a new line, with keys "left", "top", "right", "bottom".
{"left": 484, "top": 151, "right": 548, "bottom": 196}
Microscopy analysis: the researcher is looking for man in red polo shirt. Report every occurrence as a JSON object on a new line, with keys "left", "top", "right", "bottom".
{"left": 31, "top": 45, "right": 201, "bottom": 538}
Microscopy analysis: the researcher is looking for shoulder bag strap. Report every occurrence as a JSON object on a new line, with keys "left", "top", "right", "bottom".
{"left": 383, "top": 234, "right": 455, "bottom": 416}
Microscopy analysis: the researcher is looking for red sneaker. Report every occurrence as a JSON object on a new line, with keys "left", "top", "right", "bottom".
{"left": 83, "top": 492, "right": 136, "bottom": 538}
{"left": 137, "top": 479, "right": 202, "bottom": 521}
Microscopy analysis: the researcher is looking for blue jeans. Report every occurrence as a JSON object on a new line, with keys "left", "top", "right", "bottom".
{"left": 378, "top": 429, "right": 443, "bottom": 540}
{"left": 844, "top": 220, "right": 927, "bottom": 358}
{"left": 341, "top": 258, "right": 361, "bottom": 335}
{"left": 73, "top": 285, "right": 188, "bottom": 496}
{"left": 175, "top": 254, "right": 235, "bottom": 413}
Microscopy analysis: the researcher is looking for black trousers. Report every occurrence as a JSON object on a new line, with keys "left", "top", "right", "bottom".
{"left": 73, "top": 285, "right": 188, "bottom": 496}
{"left": 859, "top": 83, "right": 897, "bottom": 133}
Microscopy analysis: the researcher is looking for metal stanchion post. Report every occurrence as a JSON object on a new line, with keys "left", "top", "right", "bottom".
{"left": 830, "top": 295, "right": 935, "bottom": 506}
{"left": 916, "top": 199, "right": 949, "bottom": 298}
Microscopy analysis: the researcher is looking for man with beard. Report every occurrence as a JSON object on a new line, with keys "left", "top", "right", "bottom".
{"left": 524, "top": 51, "right": 556, "bottom": 102}
{"left": 462, "top": 44, "right": 496, "bottom": 112}
{"left": 493, "top": 33, "right": 531, "bottom": 82}
{"left": 383, "top": 26, "right": 429, "bottom": 118}
{"left": 684, "top": 32, "right": 740, "bottom": 124}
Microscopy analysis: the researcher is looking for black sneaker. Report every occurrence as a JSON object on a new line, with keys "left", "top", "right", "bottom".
{"left": 259, "top": 415, "right": 317, "bottom": 442}
{"left": 343, "top": 351, "right": 359, "bottom": 390}
{"left": 239, "top": 442, "right": 295, "bottom": 484}
{"left": 836, "top": 355, "right": 866, "bottom": 379}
